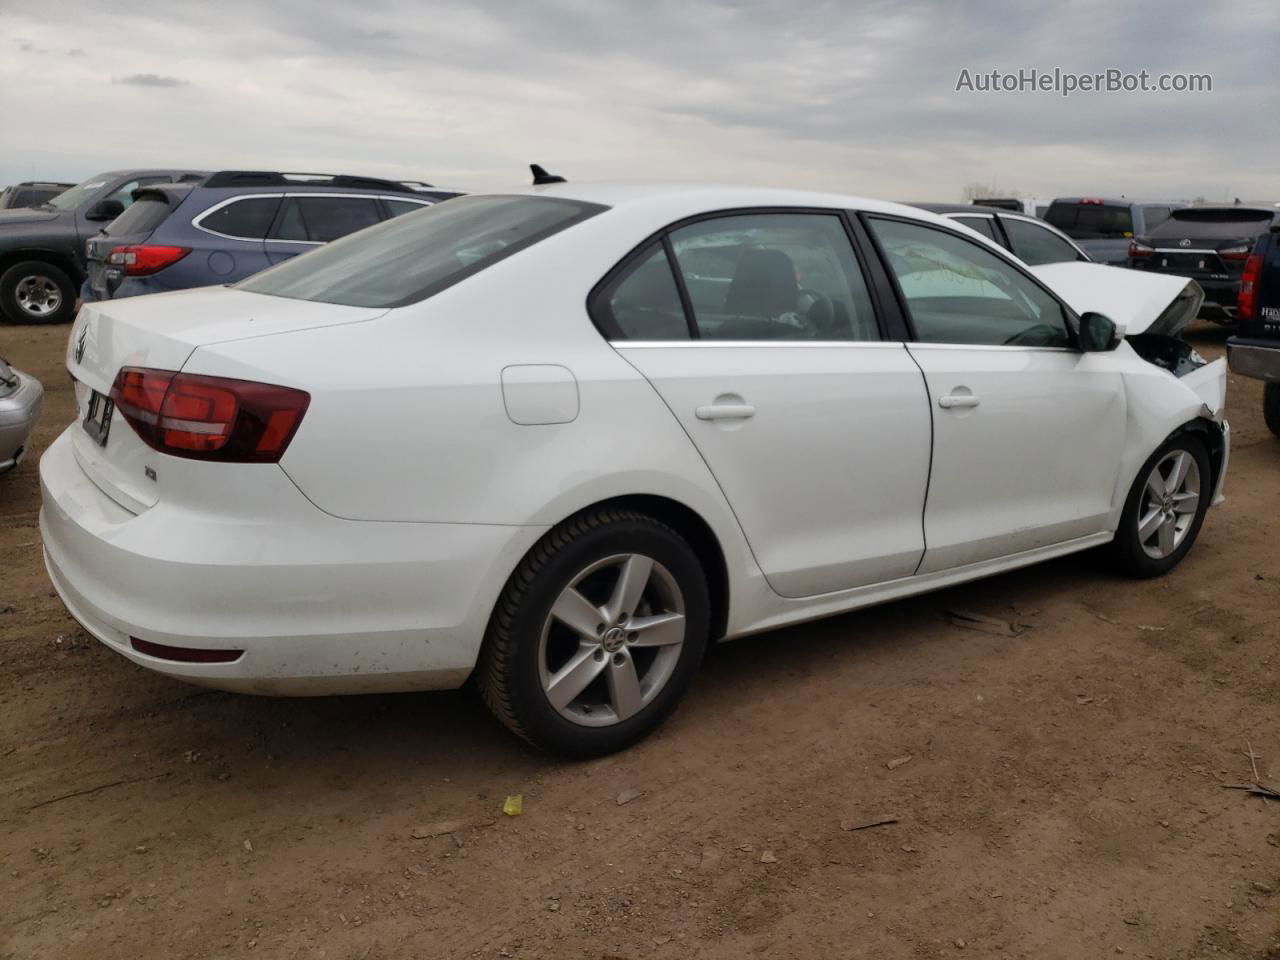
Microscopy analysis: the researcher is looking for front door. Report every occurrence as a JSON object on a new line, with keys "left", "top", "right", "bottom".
{"left": 865, "top": 215, "right": 1126, "bottom": 573}
{"left": 596, "top": 211, "right": 933, "bottom": 598}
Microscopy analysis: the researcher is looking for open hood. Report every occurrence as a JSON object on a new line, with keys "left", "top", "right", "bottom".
{"left": 1029, "top": 261, "right": 1203, "bottom": 337}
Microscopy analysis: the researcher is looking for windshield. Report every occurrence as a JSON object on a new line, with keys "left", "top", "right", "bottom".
{"left": 238, "top": 194, "right": 606, "bottom": 308}
{"left": 44, "top": 175, "right": 112, "bottom": 212}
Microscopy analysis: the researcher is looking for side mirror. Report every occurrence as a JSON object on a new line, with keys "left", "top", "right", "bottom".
{"left": 1079, "top": 311, "right": 1122, "bottom": 352}
{"left": 86, "top": 198, "right": 125, "bottom": 222}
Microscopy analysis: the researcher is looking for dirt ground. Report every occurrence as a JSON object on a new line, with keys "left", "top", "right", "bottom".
{"left": 2, "top": 319, "right": 1278, "bottom": 960}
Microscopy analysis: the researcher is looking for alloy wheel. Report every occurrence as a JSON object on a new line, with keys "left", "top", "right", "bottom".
{"left": 1137, "top": 449, "right": 1202, "bottom": 560}
{"left": 538, "top": 553, "right": 686, "bottom": 727}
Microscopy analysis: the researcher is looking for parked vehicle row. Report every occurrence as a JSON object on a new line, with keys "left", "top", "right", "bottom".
{"left": 82, "top": 171, "right": 458, "bottom": 302}
{"left": 0, "top": 168, "right": 208, "bottom": 325}
{"left": 40, "top": 179, "right": 1229, "bottom": 756}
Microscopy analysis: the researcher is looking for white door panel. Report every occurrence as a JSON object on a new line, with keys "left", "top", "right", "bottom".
{"left": 619, "top": 342, "right": 931, "bottom": 598}
{"left": 908, "top": 344, "right": 1126, "bottom": 573}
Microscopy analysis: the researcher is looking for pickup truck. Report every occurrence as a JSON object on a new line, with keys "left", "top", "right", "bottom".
{"left": 1227, "top": 227, "right": 1280, "bottom": 435}
{"left": 1043, "top": 197, "right": 1184, "bottom": 266}
{"left": 0, "top": 168, "right": 204, "bottom": 324}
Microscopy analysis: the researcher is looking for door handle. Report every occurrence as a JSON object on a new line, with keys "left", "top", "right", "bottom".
{"left": 695, "top": 403, "right": 756, "bottom": 421}
{"left": 938, "top": 393, "right": 980, "bottom": 410}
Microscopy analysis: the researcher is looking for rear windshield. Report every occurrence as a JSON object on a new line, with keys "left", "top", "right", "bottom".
{"left": 238, "top": 195, "right": 605, "bottom": 308}
{"left": 104, "top": 196, "right": 172, "bottom": 237}
{"left": 1149, "top": 208, "right": 1276, "bottom": 239}
{"left": 1044, "top": 202, "right": 1134, "bottom": 239}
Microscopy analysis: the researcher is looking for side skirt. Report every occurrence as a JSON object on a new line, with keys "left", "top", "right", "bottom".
{"left": 726, "top": 531, "right": 1113, "bottom": 641}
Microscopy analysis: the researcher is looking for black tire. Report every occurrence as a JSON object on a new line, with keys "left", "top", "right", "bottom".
{"left": 1104, "top": 432, "right": 1212, "bottom": 578}
{"left": 476, "top": 507, "right": 710, "bottom": 758}
{"left": 0, "top": 260, "right": 77, "bottom": 325}
{"left": 1264, "top": 383, "right": 1280, "bottom": 438}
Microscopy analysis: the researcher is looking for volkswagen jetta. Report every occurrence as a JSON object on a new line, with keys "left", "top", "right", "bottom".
{"left": 40, "top": 183, "right": 1229, "bottom": 756}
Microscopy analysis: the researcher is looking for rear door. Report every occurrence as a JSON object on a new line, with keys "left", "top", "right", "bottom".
{"left": 264, "top": 194, "right": 382, "bottom": 264}
{"left": 600, "top": 210, "right": 933, "bottom": 598}
{"left": 865, "top": 215, "right": 1125, "bottom": 573}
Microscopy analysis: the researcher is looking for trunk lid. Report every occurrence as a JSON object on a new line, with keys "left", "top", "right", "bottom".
{"left": 1029, "top": 261, "right": 1202, "bottom": 337}
{"left": 66, "top": 287, "right": 385, "bottom": 512}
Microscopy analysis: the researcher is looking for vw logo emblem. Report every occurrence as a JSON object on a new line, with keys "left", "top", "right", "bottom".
{"left": 1179, "top": 238, "right": 1191, "bottom": 247}
{"left": 74, "top": 324, "right": 88, "bottom": 364}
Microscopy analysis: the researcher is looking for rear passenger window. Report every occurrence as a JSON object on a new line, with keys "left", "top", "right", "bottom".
{"left": 297, "top": 197, "right": 381, "bottom": 242}
{"left": 668, "top": 213, "right": 879, "bottom": 341}
{"left": 1000, "top": 217, "right": 1084, "bottom": 265}
{"left": 199, "top": 197, "right": 282, "bottom": 240}
{"left": 595, "top": 245, "right": 691, "bottom": 341}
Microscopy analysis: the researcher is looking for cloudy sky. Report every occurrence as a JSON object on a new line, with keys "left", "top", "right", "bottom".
{"left": 1, "top": 0, "right": 1276, "bottom": 203}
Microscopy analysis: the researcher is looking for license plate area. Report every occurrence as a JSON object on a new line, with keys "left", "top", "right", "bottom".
{"left": 82, "top": 389, "right": 114, "bottom": 447}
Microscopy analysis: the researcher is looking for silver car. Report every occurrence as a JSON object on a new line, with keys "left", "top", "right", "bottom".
{"left": 0, "top": 356, "right": 42, "bottom": 473}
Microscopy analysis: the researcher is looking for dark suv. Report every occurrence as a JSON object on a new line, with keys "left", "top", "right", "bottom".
{"left": 1129, "top": 204, "right": 1280, "bottom": 323}
{"left": 0, "top": 168, "right": 206, "bottom": 324}
{"left": 84, "top": 171, "right": 458, "bottom": 301}
{"left": 1043, "top": 197, "right": 1184, "bottom": 266}
{"left": 1227, "top": 227, "right": 1280, "bottom": 435}
{"left": 0, "top": 181, "right": 74, "bottom": 210}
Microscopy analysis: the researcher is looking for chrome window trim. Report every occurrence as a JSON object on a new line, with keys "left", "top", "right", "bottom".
{"left": 192, "top": 192, "right": 434, "bottom": 243}
{"left": 611, "top": 340, "right": 1072, "bottom": 353}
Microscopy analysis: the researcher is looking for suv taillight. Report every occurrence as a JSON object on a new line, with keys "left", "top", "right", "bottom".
{"left": 1238, "top": 253, "right": 1263, "bottom": 321}
{"left": 109, "top": 367, "right": 310, "bottom": 462}
{"left": 106, "top": 245, "right": 191, "bottom": 276}
{"left": 1129, "top": 240, "right": 1154, "bottom": 259}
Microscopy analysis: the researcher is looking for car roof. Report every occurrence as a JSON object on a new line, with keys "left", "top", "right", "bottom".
{"left": 495, "top": 182, "right": 964, "bottom": 229}
{"left": 903, "top": 202, "right": 1014, "bottom": 217}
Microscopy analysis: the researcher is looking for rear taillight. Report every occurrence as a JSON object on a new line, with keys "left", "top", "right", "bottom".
{"left": 109, "top": 367, "right": 310, "bottom": 462}
{"left": 1129, "top": 240, "right": 1155, "bottom": 259}
{"left": 1220, "top": 244, "right": 1252, "bottom": 262}
{"left": 1238, "top": 253, "right": 1263, "bottom": 321}
{"left": 106, "top": 244, "right": 191, "bottom": 276}
{"left": 1081, "top": 197, "right": 1104, "bottom": 205}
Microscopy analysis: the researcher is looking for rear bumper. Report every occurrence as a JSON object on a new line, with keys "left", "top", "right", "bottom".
{"left": 0, "top": 369, "right": 44, "bottom": 473}
{"left": 1228, "top": 338, "right": 1280, "bottom": 382}
{"left": 39, "top": 427, "right": 545, "bottom": 695}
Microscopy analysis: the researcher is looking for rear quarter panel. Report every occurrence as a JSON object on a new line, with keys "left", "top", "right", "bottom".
{"left": 183, "top": 210, "right": 762, "bottom": 618}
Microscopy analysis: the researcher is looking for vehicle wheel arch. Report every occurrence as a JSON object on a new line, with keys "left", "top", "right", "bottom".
{"left": 1173, "top": 416, "right": 1226, "bottom": 485}
{"left": 0, "top": 248, "right": 82, "bottom": 286}
{"left": 500, "top": 493, "right": 731, "bottom": 645}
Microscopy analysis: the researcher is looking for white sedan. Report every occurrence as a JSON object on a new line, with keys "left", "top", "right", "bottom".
{"left": 40, "top": 182, "right": 1229, "bottom": 756}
